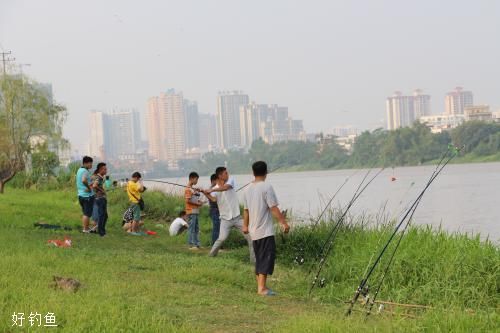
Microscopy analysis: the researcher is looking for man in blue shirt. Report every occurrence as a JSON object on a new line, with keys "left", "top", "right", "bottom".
{"left": 76, "top": 156, "right": 95, "bottom": 233}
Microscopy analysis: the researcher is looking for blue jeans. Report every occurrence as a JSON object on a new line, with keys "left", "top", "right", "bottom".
{"left": 95, "top": 197, "right": 108, "bottom": 236}
{"left": 187, "top": 214, "right": 200, "bottom": 247}
{"left": 209, "top": 209, "right": 221, "bottom": 245}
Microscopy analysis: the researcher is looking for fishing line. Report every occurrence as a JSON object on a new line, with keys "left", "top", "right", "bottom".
{"left": 307, "top": 167, "right": 375, "bottom": 275}
{"left": 364, "top": 147, "right": 463, "bottom": 316}
{"left": 294, "top": 168, "right": 360, "bottom": 265}
{"left": 346, "top": 145, "right": 462, "bottom": 316}
{"left": 308, "top": 168, "right": 385, "bottom": 295}
{"left": 235, "top": 165, "right": 283, "bottom": 192}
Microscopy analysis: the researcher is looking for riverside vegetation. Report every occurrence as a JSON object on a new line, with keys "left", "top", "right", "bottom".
{"left": 0, "top": 187, "right": 498, "bottom": 332}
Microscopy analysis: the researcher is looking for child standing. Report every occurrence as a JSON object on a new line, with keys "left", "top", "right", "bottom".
{"left": 127, "top": 172, "right": 145, "bottom": 233}
{"left": 185, "top": 172, "right": 203, "bottom": 249}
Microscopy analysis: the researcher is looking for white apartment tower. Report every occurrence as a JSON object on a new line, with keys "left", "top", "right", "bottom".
{"left": 445, "top": 87, "right": 474, "bottom": 115}
{"left": 89, "top": 110, "right": 105, "bottom": 160}
{"left": 240, "top": 103, "right": 305, "bottom": 147}
{"left": 147, "top": 89, "right": 186, "bottom": 168}
{"left": 89, "top": 109, "right": 141, "bottom": 161}
{"left": 413, "top": 89, "right": 431, "bottom": 118}
{"left": 386, "top": 90, "right": 431, "bottom": 130}
{"left": 386, "top": 92, "right": 415, "bottom": 130}
{"left": 216, "top": 91, "right": 249, "bottom": 149}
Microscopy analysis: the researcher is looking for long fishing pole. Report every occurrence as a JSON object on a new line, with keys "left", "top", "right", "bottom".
{"left": 364, "top": 146, "right": 463, "bottom": 317}
{"left": 346, "top": 145, "right": 461, "bottom": 316}
{"left": 364, "top": 194, "right": 423, "bottom": 317}
{"left": 358, "top": 181, "right": 416, "bottom": 286}
{"left": 145, "top": 179, "right": 188, "bottom": 188}
{"left": 294, "top": 169, "right": 359, "bottom": 265}
{"left": 236, "top": 165, "right": 283, "bottom": 192}
{"left": 309, "top": 168, "right": 385, "bottom": 296}
{"left": 347, "top": 165, "right": 445, "bottom": 316}
{"left": 307, "top": 167, "right": 375, "bottom": 275}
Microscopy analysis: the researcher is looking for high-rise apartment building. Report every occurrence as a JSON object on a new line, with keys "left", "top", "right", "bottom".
{"left": 413, "top": 89, "right": 431, "bottom": 118}
{"left": 198, "top": 113, "right": 218, "bottom": 151}
{"left": 146, "top": 97, "right": 162, "bottom": 160}
{"left": 89, "top": 109, "right": 142, "bottom": 161}
{"left": 386, "top": 90, "right": 431, "bottom": 130}
{"left": 216, "top": 91, "right": 249, "bottom": 149}
{"left": 240, "top": 103, "right": 305, "bottom": 147}
{"left": 445, "top": 87, "right": 473, "bottom": 115}
{"left": 89, "top": 110, "right": 106, "bottom": 160}
{"left": 106, "top": 109, "right": 142, "bottom": 160}
{"left": 386, "top": 92, "right": 415, "bottom": 130}
{"left": 147, "top": 89, "right": 186, "bottom": 167}
{"left": 184, "top": 100, "right": 200, "bottom": 149}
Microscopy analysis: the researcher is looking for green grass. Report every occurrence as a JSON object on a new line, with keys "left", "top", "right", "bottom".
{"left": 0, "top": 188, "right": 498, "bottom": 332}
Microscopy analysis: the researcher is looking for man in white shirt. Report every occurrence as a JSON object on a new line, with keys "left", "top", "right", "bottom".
{"left": 203, "top": 167, "right": 255, "bottom": 263}
{"left": 169, "top": 211, "right": 189, "bottom": 236}
{"left": 243, "top": 161, "right": 289, "bottom": 296}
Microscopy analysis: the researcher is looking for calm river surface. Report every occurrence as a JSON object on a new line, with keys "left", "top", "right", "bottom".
{"left": 146, "top": 162, "right": 500, "bottom": 241}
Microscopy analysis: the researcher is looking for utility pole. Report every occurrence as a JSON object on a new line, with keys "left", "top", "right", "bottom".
{"left": 1, "top": 51, "right": 16, "bottom": 76}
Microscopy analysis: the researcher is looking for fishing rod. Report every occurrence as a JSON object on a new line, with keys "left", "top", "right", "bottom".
{"left": 307, "top": 168, "right": 371, "bottom": 275}
{"left": 357, "top": 181, "right": 416, "bottom": 287}
{"left": 363, "top": 146, "right": 463, "bottom": 317}
{"left": 144, "top": 179, "right": 188, "bottom": 188}
{"left": 236, "top": 165, "right": 283, "bottom": 192}
{"left": 309, "top": 168, "right": 385, "bottom": 296}
{"left": 307, "top": 167, "right": 376, "bottom": 275}
{"left": 345, "top": 145, "right": 462, "bottom": 316}
{"left": 294, "top": 171, "right": 356, "bottom": 265}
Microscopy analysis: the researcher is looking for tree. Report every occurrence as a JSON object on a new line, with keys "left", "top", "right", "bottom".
{"left": 0, "top": 75, "right": 67, "bottom": 193}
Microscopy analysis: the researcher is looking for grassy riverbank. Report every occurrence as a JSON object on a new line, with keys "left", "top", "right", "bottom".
{"left": 1, "top": 188, "right": 498, "bottom": 332}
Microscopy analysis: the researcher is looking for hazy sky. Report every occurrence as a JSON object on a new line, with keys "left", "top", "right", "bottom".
{"left": 1, "top": 0, "right": 499, "bottom": 152}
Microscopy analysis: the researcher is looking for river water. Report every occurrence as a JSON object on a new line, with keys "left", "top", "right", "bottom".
{"left": 146, "top": 162, "right": 500, "bottom": 241}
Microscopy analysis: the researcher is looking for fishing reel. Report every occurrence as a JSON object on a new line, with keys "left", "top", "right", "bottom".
{"left": 319, "top": 277, "right": 326, "bottom": 288}
{"left": 360, "top": 285, "right": 371, "bottom": 304}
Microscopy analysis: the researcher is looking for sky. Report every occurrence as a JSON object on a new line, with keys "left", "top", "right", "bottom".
{"left": 1, "top": 0, "right": 499, "bottom": 152}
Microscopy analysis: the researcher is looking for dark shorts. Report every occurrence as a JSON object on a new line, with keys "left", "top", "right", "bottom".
{"left": 78, "top": 196, "right": 95, "bottom": 218}
{"left": 253, "top": 236, "right": 276, "bottom": 275}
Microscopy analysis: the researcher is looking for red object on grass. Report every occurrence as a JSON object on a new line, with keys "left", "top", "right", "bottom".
{"left": 146, "top": 230, "right": 157, "bottom": 235}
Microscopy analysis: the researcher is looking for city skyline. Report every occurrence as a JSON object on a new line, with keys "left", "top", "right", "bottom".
{"left": 2, "top": 0, "right": 499, "bottom": 153}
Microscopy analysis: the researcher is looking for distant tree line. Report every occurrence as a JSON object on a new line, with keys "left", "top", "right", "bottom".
{"left": 180, "top": 121, "right": 500, "bottom": 175}
{"left": 7, "top": 119, "right": 500, "bottom": 191}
